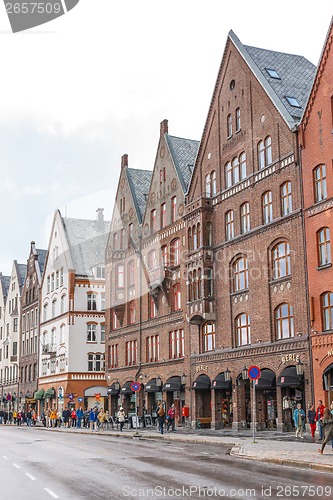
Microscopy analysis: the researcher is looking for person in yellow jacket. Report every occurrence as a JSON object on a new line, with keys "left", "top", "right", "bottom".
{"left": 50, "top": 409, "right": 57, "bottom": 428}
{"left": 13, "top": 411, "right": 17, "bottom": 425}
{"left": 97, "top": 409, "right": 106, "bottom": 431}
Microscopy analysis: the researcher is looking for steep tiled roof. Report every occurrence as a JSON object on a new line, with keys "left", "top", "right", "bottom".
{"left": 230, "top": 31, "right": 316, "bottom": 128}
{"left": 0, "top": 273, "right": 10, "bottom": 298}
{"left": 127, "top": 168, "right": 153, "bottom": 224}
{"left": 166, "top": 135, "right": 200, "bottom": 193}
{"left": 62, "top": 216, "right": 111, "bottom": 278}
{"left": 36, "top": 249, "right": 47, "bottom": 275}
{"left": 17, "top": 264, "right": 27, "bottom": 286}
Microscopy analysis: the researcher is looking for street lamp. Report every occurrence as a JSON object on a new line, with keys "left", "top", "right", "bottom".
{"left": 296, "top": 360, "right": 304, "bottom": 376}
{"left": 181, "top": 373, "right": 187, "bottom": 386}
{"left": 224, "top": 368, "right": 231, "bottom": 382}
{"left": 114, "top": 380, "right": 120, "bottom": 391}
{"left": 242, "top": 366, "right": 248, "bottom": 380}
{"left": 156, "top": 376, "right": 162, "bottom": 388}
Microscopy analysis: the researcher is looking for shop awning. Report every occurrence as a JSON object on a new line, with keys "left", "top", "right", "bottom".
{"left": 44, "top": 388, "right": 56, "bottom": 399}
{"left": 145, "top": 378, "right": 162, "bottom": 393}
{"left": 192, "top": 374, "right": 211, "bottom": 391}
{"left": 256, "top": 369, "right": 276, "bottom": 389}
{"left": 34, "top": 389, "right": 45, "bottom": 400}
{"left": 107, "top": 383, "right": 121, "bottom": 396}
{"left": 120, "top": 381, "right": 134, "bottom": 395}
{"left": 163, "top": 376, "right": 181, "bottom": 392}
{"left": 212, "top": 373, "right": 232, "bottom": 390}
{"left": 277, "top": 366, "right": 303, "bottom": 388}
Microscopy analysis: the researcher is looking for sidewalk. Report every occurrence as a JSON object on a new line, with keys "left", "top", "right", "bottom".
{"left": 31, "top": 423, "right": 333, "bottom": 473}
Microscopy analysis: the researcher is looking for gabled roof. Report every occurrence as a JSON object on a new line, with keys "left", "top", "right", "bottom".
{"left": 16, "top": 263, "right": 27, "bottom": 286}
{"left": 126, "top": 168, "right": 153, "bottom": 224}
{"left": 36, "top": 248, "right": 47, "bottom": 275}
{"left": 62, "top": 215, "right": 111, "bottom": 278}
{"left": 0, "top": 273, "right": 10, "bottom": 299}
{"left": 230, "top": 31, "right": 316, "bottom": 127}
{"left": 165, "top": 135, "right": 200, "bottom": 193}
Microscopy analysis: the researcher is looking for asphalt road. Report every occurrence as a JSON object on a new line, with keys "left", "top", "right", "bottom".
{"left": 0, "top": 426, "right": 331, "bottom": 499}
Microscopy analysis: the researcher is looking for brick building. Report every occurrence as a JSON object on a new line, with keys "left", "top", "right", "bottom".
{"left": 299, "top": 16, "right": 333, "bottom": 407}
{"left": 19, "top": 242, "right": 47, "bottom": 412}
{"left": 185, "top": 31, "right": 316, "bottom": 431}
{"left": 105, "top": 120, "right": 199, "bottom": 425}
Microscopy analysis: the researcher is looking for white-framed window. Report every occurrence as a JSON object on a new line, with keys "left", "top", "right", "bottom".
{"left": 87, "top": 323, "right": 97, "bottom": 342}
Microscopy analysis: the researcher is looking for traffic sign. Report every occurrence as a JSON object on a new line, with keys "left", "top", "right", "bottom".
{"left": 248, "top": 365, "right": 261, "bottom": 380}
{"left": 131, "top": 381, "right": 141, "bottom": 392}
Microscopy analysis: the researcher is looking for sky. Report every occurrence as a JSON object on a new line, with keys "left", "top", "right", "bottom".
{"left": 0, "top": 1, "right": 332, "bottom": 275}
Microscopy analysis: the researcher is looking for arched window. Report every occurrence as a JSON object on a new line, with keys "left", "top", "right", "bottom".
{"left": 205, "top": 173, "right": 211, "bottom": 197}
{"left": 272, "top": 241, "right": 291, "bottom": 279}
{"left": 233, "top": 256, "right": 248, "bottom": 292}
{"left": 192, "top": 270, "right": 197, "bottom": 301}
{"left": 206, "top": 222, "right": 212, "bottom": 246}
{"left": 232, "top": 157, "right": 240, "bottom": 184}
{"left": 262, "top": 191, "right": 273, "bottom": 224}
{"left": 322, "top": 292, "right": 333, "bottom": 331}
{"left": 236, "top": 107, "right": 241, "bottom": 132}
{"left": 161, "top": 245, "right": 168, "bottom": 267}
{"left": 258, "top": 140, "right": 265, "bottom": 169}
{"left": 188, "top": 271, "right": 193, "bottom": 302}
{"left": 193, "top": 225, "right": 197, "bottom": 250}
{"left": 211, "top": 171, "right": 217, "bottom": 196}
{"left": 227, "top": 114, "right": 232, "bottom": 137}
{"left": 170, "top": 238, "right": 180, "bottom": 266}
{"left": 188, "top": 227, "right": 192, "bottom": 252}
{"left": 240, "top": 152, "right": 246, "bottom": 179}
{"left": 313, "top": 164, "right": 327, "bottom": 203}
{"left": 265, "top": 136, "right": 272, "bottom": 165}
{"left": 197, "top": 223, "right": 201, "bottom": 248}
{"left": 240, "top": 202, "right": 250, "bottom": 234}
{"left": 129, "top": 301, "right": 136, "bottom": 324}
{"left": 61, "top": 295, "right": 66, "bottom": 314}
{"left": 225, "top": 162, "right": 232, "bottom": 188}
{"left": 275, "top": 303, "right": 294, "bottom": 339}
{"left": 317, "top": 228, "right": 331, "bottom": 266}
{"left": 197, "top": 268, "right": 202, "bottom": 299}
{"left": 225, "top": 210, "right": 234, "bottom": 240}
{"left": 281, "top": 181, "right": 292, "bottom": 216}
{"left": 202, "top": 322, "right": 215, "bottom": 352}
{"left": 235, "top": 313, "right": 251, "bottom": 346}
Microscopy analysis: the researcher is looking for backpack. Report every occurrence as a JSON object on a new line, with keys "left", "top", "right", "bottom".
{"left": 158, "top": 406, "right": 165, "bottom": 417}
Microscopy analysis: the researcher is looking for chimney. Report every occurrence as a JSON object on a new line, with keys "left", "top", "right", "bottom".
{"left": 160, "top": 119, "right": 168, "bottom": 137}
{"left": 96, "top": 208, "right": 104, "bottom": 232}
{"left": 31, "top": 241, "right": 37, "bottom": 256}
{"left": 121, "top": 154, "right": 128, "bottom": 170}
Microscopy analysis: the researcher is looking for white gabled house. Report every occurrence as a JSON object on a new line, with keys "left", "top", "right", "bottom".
{"left": 38, "top": 208, "right": 110, "bottom": 414}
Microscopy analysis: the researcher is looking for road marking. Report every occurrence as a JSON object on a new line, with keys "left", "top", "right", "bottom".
{"left": 3, "top": 456, "right": 8, "bottom": 460}
{"left": 44, "top": 488, "right": 60, "bottom": 498}
{"left": 167, "top": 446, "right": 184, "bottom": 450}
{"left": 13, "top": 463, "right": 20, "bottom": 468}
{"left": 201, "top": 452, "right": 209, "bottom": 454}
{"left": 25, "top": 473, "right": 36, "bottom": 481}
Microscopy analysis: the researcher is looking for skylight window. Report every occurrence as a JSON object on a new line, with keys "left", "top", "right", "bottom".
{"left": 285, "top": 96, "right": 301, "bottom": 108}
{"left": 266, "top": 68, "right": 280, "bottom": 79}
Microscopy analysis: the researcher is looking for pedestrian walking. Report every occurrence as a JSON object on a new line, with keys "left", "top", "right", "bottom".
{"left": 166, "top": 403, "right": 176, "bottom": 432}
{"left": 293, "top": 403, "right": 305, "bottom": 438}
{"left": 156, "top": 401, "right": 165, "bottom": 434}
{"left": 315, "top": 400, "right": 326, "bottom": 441}
{"left": 117, "top": 407, "right": 125, "bottom": 432}
{"left": 317, "top": 408, "right": 333, "bottom": 454}
{"left": 307, "top": 404, "right": 316, "bottom": 441}
{"left": 89, "top": 407, "right": 97, "bottom": 431}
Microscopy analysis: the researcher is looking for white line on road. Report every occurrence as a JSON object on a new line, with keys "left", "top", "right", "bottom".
{"left": 3, "top": 456, "right": 8, "bottom": 460}
{"left": 167, "top": 446, "right": 184, "bottom": 450}
{"left": 201, "top": 452, "right": 209, "bottom": 454}
{"left": 25, "top": 472, "right": 36, "bottom": 481}
{"left": 12, "top": 463, "right": 20, "bottom": 468}
{"left": 44, "top": 488, "right": 60, "bottom": 498}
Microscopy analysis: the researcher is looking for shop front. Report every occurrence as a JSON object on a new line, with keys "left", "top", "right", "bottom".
{"left": 120, "top": 381, "right": 135, "bottom": 415}
{"left": 255, "top": 368, "right": 277, "bottom": 430}
{"left": 192, "top": 374, "right": 211, "bottom": 428}
{"left": 144, "top": 378, "right": 163, "bottom": 421}
{"left": 212, "top": 372, "right": 232, "bottom": 429}
{"left": 323, "top": 363, "right": 333, "bottom": 407}
{"left": 107, "top": 382, "right": 121, "bottom": 418}
{"left": 163, "top": 376, "right": 185, "bottom": 426}
{"left": 277, "top": 365, "right": 305, "bottom": 432}
{"left": 84, "top": 386, "right": 108, "bottom": 411}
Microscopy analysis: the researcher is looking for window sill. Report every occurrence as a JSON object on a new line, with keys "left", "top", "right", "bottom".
{"left": 317, "top": 263, "right": 332, "bottom": 271}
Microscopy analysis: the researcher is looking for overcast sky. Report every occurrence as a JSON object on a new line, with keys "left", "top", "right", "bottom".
{"left": 0, "top": 1, "right": 332, "bottom": 276}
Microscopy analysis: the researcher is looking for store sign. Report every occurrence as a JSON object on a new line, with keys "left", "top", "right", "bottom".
{"left": 327, "top": 349, "right": 333, "bottom": 357}
{"left": 281, "top": 354, "right": 300, "bottom": 364}
{"left": 194, "top": 364, "right": 208, "bottom": 373}
{"left": 94, "top": 393, "right": 101, "bottom": 401}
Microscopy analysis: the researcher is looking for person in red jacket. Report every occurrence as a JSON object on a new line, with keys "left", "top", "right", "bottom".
{"left": 315, "top": 400, "right": 326, "bottom": 441}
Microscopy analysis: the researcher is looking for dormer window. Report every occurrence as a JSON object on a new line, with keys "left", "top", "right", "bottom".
{"left": 285, "top": 96, "right": 301, "bottom": 108}
{"left": 266, "top": 68, "right": 280, "bottom": 79}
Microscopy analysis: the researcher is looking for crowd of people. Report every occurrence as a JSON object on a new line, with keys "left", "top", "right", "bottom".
{"left": 293, "top": 399, "right": 333, "bottom": 454}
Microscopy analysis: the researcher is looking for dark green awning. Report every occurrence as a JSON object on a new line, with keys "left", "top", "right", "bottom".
{"left": 34, "top": 389, "right": 45, "bottom": 400}
{"left": 44, "top": 388, "right": 56, "bottom": 399}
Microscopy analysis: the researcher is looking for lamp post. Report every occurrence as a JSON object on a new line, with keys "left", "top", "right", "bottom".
{"left": 242, "top": 366, "right": 248, "bottom": 380}
{"left": 181, "top": 373, "right": 187, "bottom": 387}
{"left": 224, "top": 368, "right": 231, "bottom": 382}
{"left": 296, "top": 360, "right": 304, "bottom": 377}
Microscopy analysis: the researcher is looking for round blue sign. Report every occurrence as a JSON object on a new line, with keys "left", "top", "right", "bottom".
{"left": 248, "top": 365, "right": 261, "bottom": 380}
{"left": 131, "top": 381, "right": 141, "bottom": 392}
